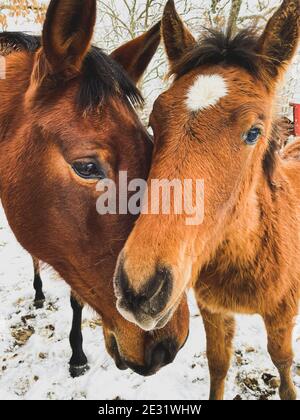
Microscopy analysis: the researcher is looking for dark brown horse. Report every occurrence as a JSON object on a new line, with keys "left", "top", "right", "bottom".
{"left": 115, "top": 0, "right": 300, "bottom": 399}
{"left": 0, "top": 0, "right": 189, "bottom": 378}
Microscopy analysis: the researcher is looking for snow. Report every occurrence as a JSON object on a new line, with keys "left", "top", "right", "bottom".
{"left": 0, "top": 205, "right": 299, "bottom": 400}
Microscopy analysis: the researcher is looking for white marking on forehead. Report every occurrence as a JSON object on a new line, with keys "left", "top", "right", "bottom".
{"left": 186, "top": 74, "right": 228, "bottom": 112}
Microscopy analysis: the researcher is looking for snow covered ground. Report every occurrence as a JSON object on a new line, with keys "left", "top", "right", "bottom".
{"left": 0, "top": 205, "right": 299, "bottom": 400}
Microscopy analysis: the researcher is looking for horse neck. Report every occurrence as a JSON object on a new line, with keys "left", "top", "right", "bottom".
{"left": 215, "top": 152, "right": 287, "bottom": 269}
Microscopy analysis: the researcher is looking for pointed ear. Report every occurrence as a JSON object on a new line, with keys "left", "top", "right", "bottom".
{"left": 110, "top": 22, "right": 161, "bottom": 85}
{"left": 258, "top": 0, "right": 300, "bottom": 81}
{"left": 162, "top": 0, "right": 196, "bottom": 71}
{"left": 42, "top": 0, "right": 96, "bottom": 77}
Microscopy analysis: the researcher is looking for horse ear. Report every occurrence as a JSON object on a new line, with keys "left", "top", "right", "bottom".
{"left": 258, "top": 0, "right": 300, "bottom": 81}
{"left": 162, "top": 0, "right": 196, "bottom": 71}
{"left": 42, "top": 0, "right": 96, "bottom": 77}
{"left": 110, "top": 22, "right": 161, "bottom": 85}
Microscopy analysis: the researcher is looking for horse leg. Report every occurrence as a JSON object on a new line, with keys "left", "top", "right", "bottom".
{"left": 199, "top": 306, "right": 235, "bottom": 400}
{"left": 263, "top": 310, "right": 297, "bottom": 400}
{"left": 69, "top": 293, "right": 89, "bottom": 378}
{"left": 32, "top": 257, "right": 45, "bottom": 309}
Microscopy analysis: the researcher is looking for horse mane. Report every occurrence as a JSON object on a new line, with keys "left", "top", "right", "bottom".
{"left": 0, "top": 32, "right": 144, "bottom": 111}
{"left": 172, "top": 28, "right": 261, "bottom": 80}
{"left": 78, "top": 47, "right": 143, "bottom": 110}
{"left": 0, "top": 32, "right": 40, "bottom": 55}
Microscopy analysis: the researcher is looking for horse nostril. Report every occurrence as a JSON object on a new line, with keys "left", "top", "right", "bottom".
{"left": 141, "top": 267, "right": 172, "bottom": 315}
{"left": 147, "top": 339, "right": 178, "bottom": 372}
{"left": 139, "top": 267, "right": 173, "bottom": 317}
{"left": 115, "top": 264, "right": 173, "bottom": 321}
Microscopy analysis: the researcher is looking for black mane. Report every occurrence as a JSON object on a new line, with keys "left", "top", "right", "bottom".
{"left": 173, "top": 28, "right": 261, "bottom": 79}
{"left": 0, "top": 32, "right": 40, "bottom": 55}
{"left": 79, "top": 47, "right": 143, "bottom": 110}
{"left": 0, "top": 32, "right": 143, "bottom": 110}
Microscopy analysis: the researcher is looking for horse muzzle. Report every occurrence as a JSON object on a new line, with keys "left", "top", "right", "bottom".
{"left": 110, "top": 335, "right": 183, "bottom": 377}
{"left": 114, "top": 258, "right": 174, "bottom": 331}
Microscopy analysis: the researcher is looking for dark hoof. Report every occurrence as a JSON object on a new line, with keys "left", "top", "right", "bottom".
{"left": 69, "top": 364, "right": 90, "bottom": 378}
{"left": 34, "top": 299, "right": 45, "bottom": 309}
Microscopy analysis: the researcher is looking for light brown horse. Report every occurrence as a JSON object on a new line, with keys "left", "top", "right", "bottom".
{"left": 0, "top": 0, "right": 189, "bottom": 378}
{"left": 114, "top": 0, "right": 300, "bottom": 399}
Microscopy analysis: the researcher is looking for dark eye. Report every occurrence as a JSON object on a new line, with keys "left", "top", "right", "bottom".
{"left": 72, "top": 161, "right": 106, "bottom": 180}
{"left": 243, "top": 127, "right": 262, "bottom": 145}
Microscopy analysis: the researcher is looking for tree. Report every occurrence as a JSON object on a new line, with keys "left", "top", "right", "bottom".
{"left": 0, "top": 0, "right": 46, "bottom": 30}
{"left": 95, "top": 0, "right": 207, "bottom": 116}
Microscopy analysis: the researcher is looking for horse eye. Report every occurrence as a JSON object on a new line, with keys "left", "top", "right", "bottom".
{"left": 243, "top": 127, "right": 262, "bottom": 146}
{"left": 72, "top": 161, "right": 105, "bottom": 180}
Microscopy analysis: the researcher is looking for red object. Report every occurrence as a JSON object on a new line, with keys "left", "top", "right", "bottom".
{"left": 291, "top": 103, "right": 300, "bottom": 136}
